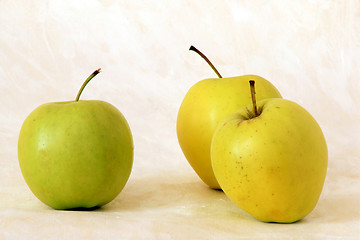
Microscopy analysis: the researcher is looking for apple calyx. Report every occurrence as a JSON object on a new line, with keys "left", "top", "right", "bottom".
{"left": 249, "top": 80, "right": 260, "bottom": 118}
{"left": 189, "top": 45, "right": 222, "bottom": 78}
{"left": 75, "top": 68, "right": 101, "bottom": 101}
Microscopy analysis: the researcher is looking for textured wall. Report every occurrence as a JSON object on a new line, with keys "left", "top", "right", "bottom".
{"left": 0, "top": 1, "right": 359, "bottom": 239}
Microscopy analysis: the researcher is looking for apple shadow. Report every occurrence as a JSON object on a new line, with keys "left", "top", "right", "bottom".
{"left": 91, "top": 172, "right": 246, "bottom": 219}
{"left": 51, "top": 173, "right": 359, "bottom": 227}
{"left": 63, "top": 206, "right": 101, "bottom": 212}
{"left": 91, "top": 171, "right": 255, "bottom": 223}
{"left": 312, "top": 193, "right": 360, "bottom": 224}
{"left": 102, "top": 173, "right": 221, "bottom": 211}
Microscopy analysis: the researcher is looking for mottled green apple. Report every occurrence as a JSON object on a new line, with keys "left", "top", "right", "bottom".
{"left": 18, "top": 69, "right": 133, "bottom": 209}
{"left": 211, "top": 81, "right": 328, "bottom": 223}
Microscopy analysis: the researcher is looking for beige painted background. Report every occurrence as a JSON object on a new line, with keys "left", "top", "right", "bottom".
{"left": 0, "top": 1, "right": 359, "bottom": 239}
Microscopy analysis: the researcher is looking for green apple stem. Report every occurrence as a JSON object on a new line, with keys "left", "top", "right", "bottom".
{"left": 249, "top": 80, "right": 259, "bottom": 117}
{"left": 75, "top": 68, "right": 101, "bottom": 102}
{"left": 189, "top": 45, "right": 222, "bottom": 78}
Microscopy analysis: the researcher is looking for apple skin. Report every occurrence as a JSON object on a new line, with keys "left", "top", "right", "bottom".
{"left": 18, "top": 100, "right": 133, "bottom": 209}
{"left": 211, "top": 98, "right": 328, "bottom": 223}
{"left": 177, "top": 75, "right": 282, "bottom": 189}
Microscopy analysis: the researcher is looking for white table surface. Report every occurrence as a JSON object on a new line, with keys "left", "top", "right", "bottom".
{"left": 1, "top": 1, "right": 359, "bottom": 239}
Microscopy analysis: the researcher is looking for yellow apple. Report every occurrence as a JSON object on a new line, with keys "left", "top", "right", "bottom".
{"left": 177, "top": 46, "right": 282, "bottom": 189}
{"left": 211, "top": 81, "right": 328, "bottom": 222}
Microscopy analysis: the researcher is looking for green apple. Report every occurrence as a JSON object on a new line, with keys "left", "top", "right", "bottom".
{"left": 177, "top": 46, "right": 282, "bottom": 189}
{"left": 211, "top": 81, "right": 328, "bottom": 223}
{"left": 18, "top": 69, "right": 133, "bottom": 210}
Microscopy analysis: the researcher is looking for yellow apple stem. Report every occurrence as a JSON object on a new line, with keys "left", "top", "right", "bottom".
{"left": 189, "top": 45, "right": 222, "bottom": 78}
{"left": 75, "top": 68, "right": 101, "bottom": 102}
{"left": 249, "top": 80, "right": 259, "bottom": 117}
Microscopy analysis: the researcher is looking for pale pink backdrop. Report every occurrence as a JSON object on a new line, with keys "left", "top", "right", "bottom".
{"left": 0, "top": 1, "right": 359, "bottom": 239}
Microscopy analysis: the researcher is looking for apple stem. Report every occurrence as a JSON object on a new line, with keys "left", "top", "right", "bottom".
{"left": 249, "top": 80, "right": 259, "bottom": 117}
{"left": 189, "top": 45, "right": 222, "bottom": 78}
{"left": 75, "top": 68, "right": 101, "bottom": 102}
